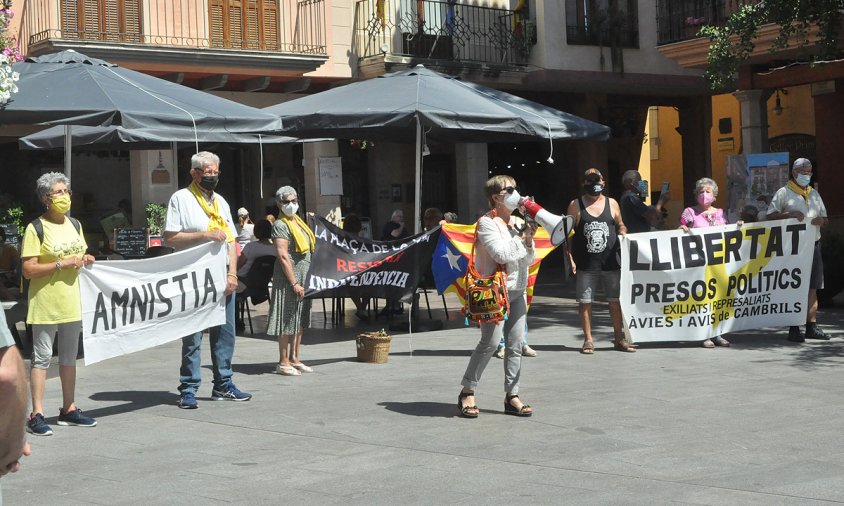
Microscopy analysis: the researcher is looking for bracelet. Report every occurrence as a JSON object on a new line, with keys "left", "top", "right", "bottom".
{"left": 226, "top": 273, "right": 238, "bottom": 279}
{"left": 55, "top": 260, "right": 62, "bottom": 271}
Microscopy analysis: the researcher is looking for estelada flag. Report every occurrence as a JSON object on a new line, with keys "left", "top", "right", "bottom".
{"left": 432, "top": 221, "right": 555, "bottom": 306}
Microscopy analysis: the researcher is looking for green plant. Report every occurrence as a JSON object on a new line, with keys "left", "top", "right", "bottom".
{"left": 700, "top": 1, "right": 844, "bottom": 91}
{"left": 0, "top": 191, "right": 23, "bottom": 235}
{"left": 146, "top": 203, "right": 167, "bottom": 236}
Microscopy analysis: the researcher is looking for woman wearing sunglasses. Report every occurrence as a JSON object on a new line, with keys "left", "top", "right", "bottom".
{"left": 458, "top": 175, "right": 536, "bottom": 418}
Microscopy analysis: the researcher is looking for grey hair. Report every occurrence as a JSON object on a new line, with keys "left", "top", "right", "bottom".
{"left": 190, "top": 151, "right": 220, "bottom": 170}
{"left": 694, "top": 177, "right": 718, "bottom": 196}
{"left": 391, "top": 209, "right": 404, "bottom": 220}
{"left": 443, "top": 212, "right": 458, "bottom": 223}
{"left": 35, "top": 172, "right": 70, "bottom": 200}
{"left": 275, "top": 185, "right": 297, "bottom": 204}
{"left": 793, "top": 157, "right": 812, "bottom": 171}
{"left": 621, "top": 169, "right": 640, "bottom": 187}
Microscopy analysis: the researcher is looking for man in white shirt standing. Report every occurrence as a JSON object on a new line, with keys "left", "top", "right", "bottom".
{"left": 767, "top": 157, "right": 829, "bottom": 343}
{"left": 164, "top": 151, "right": 252, "bottom": 409}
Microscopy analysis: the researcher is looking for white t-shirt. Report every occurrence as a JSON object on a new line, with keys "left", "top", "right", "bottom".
{"left": 236, "top": 223, "right": 256, "bottom": 247}
{"left": 237, "top": 241, "right": 277, "bottom": 278}
{"left": 164, "top": 188, "right": 238, "bottom": 249}
{"left": 767, "top": 185, "right": 827, "bottom": 242}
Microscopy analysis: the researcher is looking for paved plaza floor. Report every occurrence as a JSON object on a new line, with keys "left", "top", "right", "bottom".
{"left": 3, "top": 281, "right": 844, "bottom": 505}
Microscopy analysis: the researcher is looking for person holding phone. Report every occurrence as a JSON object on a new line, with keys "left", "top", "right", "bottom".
{"left": 620, "top": 170, "right": 669, "bottom": 234}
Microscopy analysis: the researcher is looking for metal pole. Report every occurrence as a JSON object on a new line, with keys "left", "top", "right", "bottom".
{"left": 63, "top": 125, "right": 72, "bottom": 180}
{"left": 414, "top": 117, "right": 422, "bottom": 234}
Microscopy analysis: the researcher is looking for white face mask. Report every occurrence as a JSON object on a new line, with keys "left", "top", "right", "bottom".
{"left": 502, "top": 189, "right": 522, "bottom": 211}
{"left": 281, "top": 202, "right": 299, "bottom": 217}
{"left": 795, "top": 173, "right": 811, "bottom": 187}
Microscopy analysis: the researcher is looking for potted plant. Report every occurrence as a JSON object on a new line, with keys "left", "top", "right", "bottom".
{"left": 146, "top": 203, "right": 167, "bottom": 247}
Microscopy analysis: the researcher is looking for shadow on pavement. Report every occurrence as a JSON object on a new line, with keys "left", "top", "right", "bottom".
{"left": 86, "top": 390, "right": 177, "bottom": 418}
{"left": 378, "top": 401, "right": 458, "bottom": 418}
{"left": 230, "top": 357, "right": 357, "bottom": 375}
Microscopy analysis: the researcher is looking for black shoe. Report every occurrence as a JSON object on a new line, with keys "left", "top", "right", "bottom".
{"left": 788, "top": 326, "right": 804, "bottom": 343}
{"left": 805, "top": 323, "right": 830, "bottom": 340}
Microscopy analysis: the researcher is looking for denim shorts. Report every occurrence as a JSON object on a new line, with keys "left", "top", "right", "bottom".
{"left": 576, "top": 270, "right": 621, "bottom": 303}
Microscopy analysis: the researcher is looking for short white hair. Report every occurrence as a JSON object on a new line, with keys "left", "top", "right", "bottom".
{"left": 793, "top": 158, "right": 812, "bottom": 171}
{"left": 694, "top": 177, "right": 718, "bottom": 196}
{"left": 35, "top": 172, "right": 70, "bottom": 199}
{"left": 275, "top": 186, "right": 297, "bottom": 204}
{"left": 191, "top": 151, "right": 220, "bottom": 170}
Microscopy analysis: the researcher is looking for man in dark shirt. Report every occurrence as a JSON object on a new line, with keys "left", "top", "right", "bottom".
{"left": 619, "top": 170, "right": 669, "bottom": 234}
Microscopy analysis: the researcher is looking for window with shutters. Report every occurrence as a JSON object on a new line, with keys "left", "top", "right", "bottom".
{"left": 210, "top": 0, "right": 280, "bottom": 50}
{"left": 60, "top": 0, "right": 141, "bottom": 42}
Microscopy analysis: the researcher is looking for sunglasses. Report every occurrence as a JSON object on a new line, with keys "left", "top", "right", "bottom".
{"left": 500, "top": 186, "right": 520, "bottom": 194}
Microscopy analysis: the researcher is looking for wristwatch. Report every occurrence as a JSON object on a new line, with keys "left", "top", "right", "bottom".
{"left": 55, "top": 260, "right": 62, "bottom": 271}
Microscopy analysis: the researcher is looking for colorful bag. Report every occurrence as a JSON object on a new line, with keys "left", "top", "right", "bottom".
{"left": 462, "top": 222, "right": 509, "bottom": 326}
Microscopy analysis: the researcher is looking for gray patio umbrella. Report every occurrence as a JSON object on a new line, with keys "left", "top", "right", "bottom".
{"left": 1, "top": 50, "right": 283, "bottom": 178}
{"left": 263, "top": 65, "right": 610, "bottom": 231}
{"left": 18, "top": 125, "right": 306, "bottom": 151}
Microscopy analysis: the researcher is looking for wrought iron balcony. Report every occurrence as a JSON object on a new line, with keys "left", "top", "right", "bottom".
{"left": 657, "top": 0, "right": 762, "bottom": 45}
{"left": 23, "top": 0, "right": 326, "bottom": 55}
{"left": 354, "top": 0, "right": 534, "bottom": 67}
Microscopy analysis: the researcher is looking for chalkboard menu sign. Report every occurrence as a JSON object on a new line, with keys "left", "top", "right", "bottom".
{"left": 0, "top": 224, "right": 20, "bottom": 248}
{"left": 114, "top": 228, "right": 148, "bottom": 258}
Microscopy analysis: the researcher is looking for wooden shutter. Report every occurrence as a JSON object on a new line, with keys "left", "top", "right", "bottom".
{"left": 121, "top": 0, "right": 141, "bottom": 42}
{"left": 261, "top": 0, "right": 279, "bottom": 50}
{"left": 229, "top": 0, "right": 245, "bottom": 48}
{"left": 60, "top": 0, "right": 80, "bottom": 38}
{"left": 210, "top": 0, "right": 226, "bottom": 47}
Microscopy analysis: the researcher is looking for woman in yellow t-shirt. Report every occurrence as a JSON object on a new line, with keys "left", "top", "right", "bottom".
{"left": 20, "top": 172, "right": 96, "bottom": 437}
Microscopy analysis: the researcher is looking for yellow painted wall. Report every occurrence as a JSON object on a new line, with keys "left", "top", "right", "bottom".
{"left": 639, "top": 85, "right": 816, "bottom": 224}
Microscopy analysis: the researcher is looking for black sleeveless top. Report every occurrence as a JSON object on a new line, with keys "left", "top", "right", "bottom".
{"left": 572, "top": 197, "right": 619, "bottom": 271}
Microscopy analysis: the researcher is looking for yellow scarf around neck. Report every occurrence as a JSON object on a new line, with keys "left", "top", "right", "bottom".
{"left": 787, "top": 179, "right": 812, "bottom": 205}
{"left": 188, "top": 182, "right": 234, "bottom": 243}
{"left": 279, "top": 212, "right": 315, "bottom": 254}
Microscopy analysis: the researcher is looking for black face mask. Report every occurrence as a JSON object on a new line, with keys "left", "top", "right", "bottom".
{"left": 199, "top": 176, "right": 219, "bottom": 191}
{"left": 584, "top": 184, "right": 603, "bottom": 196}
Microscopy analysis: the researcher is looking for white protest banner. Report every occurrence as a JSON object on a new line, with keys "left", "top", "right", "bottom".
{"left": 79, "top": 242, "right": 227, "bottom": 364}
{"left": 620, "top": 219, "right": 816, "bottom": 342}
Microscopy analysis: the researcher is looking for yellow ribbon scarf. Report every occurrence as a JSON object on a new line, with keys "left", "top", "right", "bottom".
{"left": 188, "top": 182, "right": 235, "bottom": 243}
{"left": 787, "top": 179, "right": 812, "bottom": 205}
{"left": 278, "top": 213, "right": 315, "bottom": 254}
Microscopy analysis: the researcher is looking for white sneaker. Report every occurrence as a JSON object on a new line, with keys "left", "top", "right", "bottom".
{"left": 493, "top": 347, "right": 505, "bottom": 359}
{"left": 522, "top": 345, "right": 537, "bottom": 357}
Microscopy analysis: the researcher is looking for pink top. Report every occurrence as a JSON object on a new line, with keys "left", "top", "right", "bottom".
{"left": 680, "top": 207, "right": 726, "bottom": 228}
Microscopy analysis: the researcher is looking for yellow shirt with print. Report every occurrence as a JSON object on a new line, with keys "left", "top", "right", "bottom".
{"left": 20, "top": 218, "right": 87, "bottom": 324}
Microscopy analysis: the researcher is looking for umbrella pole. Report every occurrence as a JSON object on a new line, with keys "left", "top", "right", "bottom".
{"left": 414, "top": 118, "right": 422, "bottom": 234}
{"left": 64, "top": 125, "right": 72, "bottom": 180}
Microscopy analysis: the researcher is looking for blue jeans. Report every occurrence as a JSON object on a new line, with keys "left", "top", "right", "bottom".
{"left": 179, "top": 294, "right": 235, "bottom": 394}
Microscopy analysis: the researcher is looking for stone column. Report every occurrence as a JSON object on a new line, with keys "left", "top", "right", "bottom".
{"left": 454, "top": 143, "right": 489, "bottom": 223}
{"left": 733, "top": 89, "right": 768, "bottom": 154}
{"left": 302, "top": 140, "right": 342, "bottom": 219}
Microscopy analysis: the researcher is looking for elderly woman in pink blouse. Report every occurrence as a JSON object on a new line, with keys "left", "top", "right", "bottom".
{"left": 679, "top": 177, "right": 743, "bottom": 348}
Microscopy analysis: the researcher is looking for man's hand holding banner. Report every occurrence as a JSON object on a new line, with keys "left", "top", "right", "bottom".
{"left": 620, "top": 219, "right": 816, "bottom": 342}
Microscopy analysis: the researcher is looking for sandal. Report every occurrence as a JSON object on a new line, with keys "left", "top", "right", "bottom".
{"left": 458, "top": 390, "right": 479, "bottom": 418}
{"left": 712, "top": 336, "right": 731, "bottom": 347}
{"left": 504, "top": 394, "right": 533, "bottom": 417}
{"left": 581, "top": 340, "right": 595, "bottom": 354}
{"left": 613, "top": 338, "right": 637, "bottom": 353}
{"left": 701, "top": 339, "right": 715, "bottom": 348}
{"left": 275, "top": 364, "right": 301, "bottom": 376}
{"left": 292, "top": 362, "right": 313, "bottom": 373}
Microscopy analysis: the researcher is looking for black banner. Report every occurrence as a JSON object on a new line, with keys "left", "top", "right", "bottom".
{"left": 305, "top": 217, "right": 438, "bottom": 302}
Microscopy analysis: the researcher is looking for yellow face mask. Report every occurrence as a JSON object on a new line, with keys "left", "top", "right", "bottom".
{"left": 49, "top": 194, "right": 71, "bottom": 215}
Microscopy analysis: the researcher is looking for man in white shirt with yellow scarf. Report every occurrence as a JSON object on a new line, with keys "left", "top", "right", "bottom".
{"left": 164, "top": 151, "right": 252, "bottom": 409}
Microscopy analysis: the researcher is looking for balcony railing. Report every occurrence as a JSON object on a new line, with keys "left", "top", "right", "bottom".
{"left": 657, "top": 0, "right": 761, "bottom": 45}
{"left": 354, "top": 0, "right": 533, "bottom": 66}
{"left": 23, "top": 0, "right": 326, "bottom": 55}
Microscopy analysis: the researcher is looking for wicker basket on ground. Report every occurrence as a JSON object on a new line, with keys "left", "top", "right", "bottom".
{"left": 356, "top": 329, "right": 392, "bottom": 364}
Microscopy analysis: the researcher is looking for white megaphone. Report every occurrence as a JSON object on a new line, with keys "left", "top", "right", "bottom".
{"left": 520, "top": 198, "right": 574, "bottom": 246}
